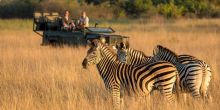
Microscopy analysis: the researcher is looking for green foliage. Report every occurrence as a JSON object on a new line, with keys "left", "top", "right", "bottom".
{"left": 0, "top": 0, "right": 220, "bottom": 19}
{"left": 158, "top": 2, "right": 184, "bottom": 18}
{"left": 175, "top": 0, "right": 218, "bottom": 18}
{"left": 0, "top": 0, "right": 37, "bottom": 18}
{"left": 152, "top": 0, "right": 172, "bottom": 6}
{"left": 120, "top": 0, "right": 153, "bottom": 18}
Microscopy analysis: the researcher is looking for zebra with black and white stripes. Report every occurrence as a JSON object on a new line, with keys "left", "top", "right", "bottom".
{"left": 153, "top": 45, "right": 212, "bottom": 99}
{"left": 82, "top": 40, "right": 180, "bottom": 108}
{"left": 116, "top": 43, "right": 211, "bottom": 99}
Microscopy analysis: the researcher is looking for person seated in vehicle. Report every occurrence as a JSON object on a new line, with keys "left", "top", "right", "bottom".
{"left": 78, "top": 11, "right": 89, "bottom": 29}
{"left": 62, "top": 10, "right": 75, "bottom": 30}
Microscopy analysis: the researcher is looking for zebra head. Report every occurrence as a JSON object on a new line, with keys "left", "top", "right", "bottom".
{"left": 82, "top": 40, "right": 102, "bottom": 69}
{"left": 116, "top": 42, "right": 130, "bottom": 64}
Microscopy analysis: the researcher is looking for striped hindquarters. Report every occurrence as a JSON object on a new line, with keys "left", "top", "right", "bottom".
{"left": 132, "top": 61, "right": 179, "bottom": 102}
{"left": 116, "top": 45, "right": 179, "bottom": 102}
{"left": 153, "top": 45, "right": 212, "bottom": 98}
{"left": 178, "top": 55, "right": 212, "bottom": 97}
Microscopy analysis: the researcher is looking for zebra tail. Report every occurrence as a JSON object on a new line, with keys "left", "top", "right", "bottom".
{"left": 200, "top": 63, "right": 212, "bottom": 98}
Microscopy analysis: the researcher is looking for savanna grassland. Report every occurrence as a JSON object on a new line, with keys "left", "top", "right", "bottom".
{"left": 0, "top": 19, "right": 219, "bottom": 110}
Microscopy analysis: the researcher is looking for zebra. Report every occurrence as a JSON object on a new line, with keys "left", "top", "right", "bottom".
{"left": 115, "top": 42, "right": 211, "bottom": 100}
{"left": 115, "top": 42, "right": 180, "bottom": 96}
{"left": 82, "top": 40, "right": 180, "bottom": 108}
{"left": 153, "top": 45, "right": 212, "bottom": 99}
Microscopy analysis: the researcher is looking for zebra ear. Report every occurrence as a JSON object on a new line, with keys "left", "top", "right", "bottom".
{"left": 153, "top": 45, "right": 159, "bottom": 55}
{"left": 87, "top": 39, "right": 98, "bottom": 47}
{"left": 115, "top": 42, "right": 120, "bottom": 49}
{"left": 156, "top": 45, "right": 163, "bottom": 50}
{"left": 119, "top": 42, "right": 125, "bottom": 49}
{"left": 92, "top": 39, "right": 101, "bottom": 47}
{"left": 125, "top": 41, "right": 129, "bottom": 48}
{"left": 87, "top": 40, "right": 92, "bottom": 47}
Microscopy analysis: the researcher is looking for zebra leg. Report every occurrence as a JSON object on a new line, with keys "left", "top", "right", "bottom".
{"left": 174, "top": 73, "right": 181, "bottom": 102}
{"left": 120, "top": 87, "right": 125, "bottom": 109}
{"left": 112, "top": 86, "right": 121, "bottom": 109}
{"left": 147, "top": 94, "right": 151, "bottom": 102}
{"left": 188, "top": 82, "right": 201, "bottom": 98}
{"left": 206, "top": 94, "right": 213, "bottom": 103}
{"left": 120, "top": 98, "right": 124, "bottom": 109}
{"left": 186, "top": 70, "right": 203, "bottom": 98}
{"left": 160, "top": 83, "right": 175, "bottom": 102}
{"left": 182, "top": 92, "right": 187, "bottom": 102}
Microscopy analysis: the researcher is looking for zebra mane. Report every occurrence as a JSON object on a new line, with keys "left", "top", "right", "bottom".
{"left": 101, "top": 44, "right": 116, "bottom": 55}
{"left": 91, "top": 39, "right": 117, "bottom": 56}
{"left": 153, "top": 45, "right": 179, "bottom": 62}
{"left": 128, "top": 48, "right": 149, "bottom": 57}
{"left": 98, "top": 42, "right": 119, "bottom": 61}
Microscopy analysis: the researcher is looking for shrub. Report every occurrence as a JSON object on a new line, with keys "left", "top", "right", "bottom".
{"left": 180, "top": 0, "right": 217, "bottom": 18}
{"left": 157, "top": 3, "right": 184, "bottom": 18}
{"left": 0, "top": 0, "right": 220, "bottom": 19}
{"left": 0, "top": 0, "right": 36, "bottom": 18}
{"left": 120, "top": 0, "right": 153, "bottom": 18}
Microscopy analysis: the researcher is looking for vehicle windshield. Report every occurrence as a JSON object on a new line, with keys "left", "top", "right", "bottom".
{"left": 86, "top": 27, "right": 114, "bottom": 33}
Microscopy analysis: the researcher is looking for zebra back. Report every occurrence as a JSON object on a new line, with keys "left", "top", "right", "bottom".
{"left": 178, "top": 54, "right": 199, "bottom": 64}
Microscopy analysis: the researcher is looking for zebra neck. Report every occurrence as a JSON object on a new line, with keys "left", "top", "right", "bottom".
{"left": 100, "top": 45, "right": 116, "bottom": 60}
{"left": 96, "top": 55, "right": 118, "bottom": 89}
{"left": 97, "top": 55, "right": 117, "bottom": 73}
{"left": 175, "top": 62, "right": 185, "bottom": 72}
{"left": 96, "top": 45, "right": 118, "bottom": 80}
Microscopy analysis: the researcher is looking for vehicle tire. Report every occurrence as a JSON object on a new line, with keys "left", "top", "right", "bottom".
{"left": 49, "top": 40, "right": 63, "bottom": 47}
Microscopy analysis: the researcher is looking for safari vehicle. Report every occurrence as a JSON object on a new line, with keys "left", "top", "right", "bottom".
{"left": 33, "top": 12, "right": 129, "bottom": 47}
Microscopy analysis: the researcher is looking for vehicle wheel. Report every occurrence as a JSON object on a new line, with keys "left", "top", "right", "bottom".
{"left": 42, "top": 35, "right": 49, "bottom": 46}
{"left": 49, "top": 40, "right": 63, "bottom": 47}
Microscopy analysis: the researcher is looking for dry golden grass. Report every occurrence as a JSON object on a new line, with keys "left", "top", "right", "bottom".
{"left": 0, "top": 19, "right": 219, "bottom": 110}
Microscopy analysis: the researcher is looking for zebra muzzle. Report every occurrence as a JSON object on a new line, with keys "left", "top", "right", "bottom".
{"left": 82, "top": 59, "right": 88, "bottom": 69}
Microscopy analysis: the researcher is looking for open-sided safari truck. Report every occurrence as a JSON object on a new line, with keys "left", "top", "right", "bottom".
{"left": 33, "top": 12, "right": 129, "bottom": 47}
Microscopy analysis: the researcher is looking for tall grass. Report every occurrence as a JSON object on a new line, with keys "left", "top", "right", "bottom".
{"left": 0, "top": 19, "right": 219, "bottom": 110}
{"left": 0, "top": 19, "right": 32, "bottom": 30}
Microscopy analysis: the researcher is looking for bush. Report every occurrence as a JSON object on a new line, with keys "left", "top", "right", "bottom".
{"left": 157, "top": 3, "right": 184, "bottom": 18}
{"left": 180, "top": 0, "right": 217, "bottom": 18}
{"left": 0, "top": 0, "right": 219, "bottom": 19}
{"left": 0, "top": 0, "right": 36, "bottom": 18}
{"left": 35, "top": 1, "right": 66, "bottom": 14}
{"left": 120, "top": 0, "right": 153, "bottom": 18}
